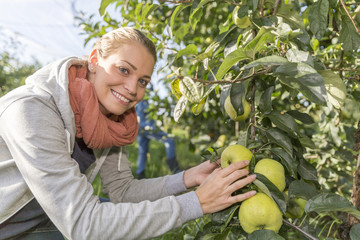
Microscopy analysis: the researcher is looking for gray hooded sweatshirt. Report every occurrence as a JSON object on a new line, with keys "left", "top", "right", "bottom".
{"left": 0, "top": 57, "right": 203, "bottom": 239}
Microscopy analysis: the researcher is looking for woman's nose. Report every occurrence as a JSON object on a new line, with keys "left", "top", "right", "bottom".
{"left": 124, "top": 78, "right": 137, "bottom": 96}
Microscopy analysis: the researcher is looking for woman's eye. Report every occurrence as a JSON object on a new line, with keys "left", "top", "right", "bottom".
{"left": 119, "top": 67, "right": 129, "bottom": 74}
{"left": 138, "top": 79, "right": 148, "bottom": 87}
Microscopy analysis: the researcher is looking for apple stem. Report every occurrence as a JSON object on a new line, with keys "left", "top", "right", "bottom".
{"left": 282, "top": 219, "right": 318, "bottom": 240}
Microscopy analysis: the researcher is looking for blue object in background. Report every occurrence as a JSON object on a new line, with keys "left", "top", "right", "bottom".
{"left": 136, "top": 100, "right": 180, "bottom": 179}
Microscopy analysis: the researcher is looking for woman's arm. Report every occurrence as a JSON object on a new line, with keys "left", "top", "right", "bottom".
{"left": 100, "top": 146, "right": 188, "bottom": 203}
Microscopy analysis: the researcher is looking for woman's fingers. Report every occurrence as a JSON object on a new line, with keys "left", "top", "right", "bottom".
{"left": 227, "top": 174, "right": 256, "bottom": 194}
{"left": 223, "top": 168, "right": 249, "bottom": 185}
{"left": 230, "top": 189, "right": 257, "bottom": 203}
{"left": 219, "top": 160, "right": 249, "bottom": 177}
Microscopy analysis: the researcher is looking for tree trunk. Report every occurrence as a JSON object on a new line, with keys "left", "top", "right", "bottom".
{"left": 349, "top": 119, "right": 360, "bottom": 225}
{"left": 339, "top": 120, "right": 360, "bottom": 239}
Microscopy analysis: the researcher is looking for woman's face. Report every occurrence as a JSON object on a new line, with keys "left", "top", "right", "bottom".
{"left": 88, "top": 42, "right": 155, "bottom": 116}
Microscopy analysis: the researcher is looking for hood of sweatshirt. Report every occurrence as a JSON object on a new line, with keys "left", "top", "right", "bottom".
{"left": 0, "top": 56, "right": 85, "bottom": 153}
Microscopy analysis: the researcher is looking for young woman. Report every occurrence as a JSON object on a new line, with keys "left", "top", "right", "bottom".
{"left": 0, "top": 27, "right": 256, "bottom": 240}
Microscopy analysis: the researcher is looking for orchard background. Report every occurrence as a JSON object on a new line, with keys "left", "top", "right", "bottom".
{"left": 2, "top": 0, "right": 360, "bottom": 239}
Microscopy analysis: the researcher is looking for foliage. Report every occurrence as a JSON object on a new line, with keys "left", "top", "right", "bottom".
{"left": 0, "top": 50, "right": 40, "bottom": 96}
{"left": 79, "top": 0, "right": 360, "bottom": 239}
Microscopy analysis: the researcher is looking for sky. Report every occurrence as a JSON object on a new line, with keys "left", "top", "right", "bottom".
{"left": 0, "top": 0, "right": 111, "bottom": 65}
{"left": 0, "top": 0, "right": 168, "bottom": 97}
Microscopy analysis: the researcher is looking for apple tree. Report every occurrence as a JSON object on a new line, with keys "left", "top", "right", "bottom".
{"left": 78, "top": 0, "right": 360, "bottom": 238}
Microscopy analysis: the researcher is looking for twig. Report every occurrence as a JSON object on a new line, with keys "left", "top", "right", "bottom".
{"left": 176, "top": 68, "right": 272, "bottom": 85}
{"left": 259, "top": 0, "right": 265, "bottom": 18}
{"left": 158, "top": 0, "right": 193, "bottom": 4}
{"left": 339, "top": 0, "right": 360, "bottom": 33}
{"left": 327, "top": 67, "right": 360, "bottom": 71}
{"left": 250, "top": 78, "right": 256, "bottom": 142}
{"left": 272, "top": 0, "right": 281, "bottom": 15}
{"left": 283, "top": 219, "right": 319, "bottom": 240}
{"left": 222, "top": 0, "right": 242, "bottom": 6}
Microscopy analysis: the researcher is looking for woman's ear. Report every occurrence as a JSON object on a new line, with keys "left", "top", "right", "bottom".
{"left": 88, "top": 49, "right": 99, "bottom": 72}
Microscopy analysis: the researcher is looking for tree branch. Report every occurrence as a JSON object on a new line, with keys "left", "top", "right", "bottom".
{"left": 283, "top": 219, "right": 319, "bottom": 240}
{"left": 176, "top": 68, "right": 272, "bottom": 85}
{"left": 339, "top": 0, "right": 360, "bottom": 34}
{"left": 158, "top": 0, "right": 193, "bottom": 4}
{"left": 273, "top": 0, "right": 281, "bottom": 15}
{"left": 222, "top": 0, "right": 242, "bottom": 6}
{"left": 327, "top": 67, "right": 360, "bottom": 71}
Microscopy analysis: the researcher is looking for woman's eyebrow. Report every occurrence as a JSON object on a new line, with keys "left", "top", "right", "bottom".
{"left": 123, "top": 60, "right": 137, "bottom": 70}
{"left": 122, "top": 60, "right": 152, "bottom": 79}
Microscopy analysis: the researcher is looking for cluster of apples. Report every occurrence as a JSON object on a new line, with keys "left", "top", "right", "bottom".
{"left": 220, "top": 144, "right": 306, "bottom": 234}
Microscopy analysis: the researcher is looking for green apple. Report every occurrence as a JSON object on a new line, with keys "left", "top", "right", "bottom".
{"left": 239, "top": 192, "right": 283, "bottom": 233}
{"left": 254, "top": 159, "right": 286, "bottom": 192}
{"left": 224, "top": 96, "right": 251, "bottom": 122}
{"left": 220, "top": 144, "right": 253, "bottom": 169}
{"left": 284, "top": 190, "right": 307, "bottom": 219}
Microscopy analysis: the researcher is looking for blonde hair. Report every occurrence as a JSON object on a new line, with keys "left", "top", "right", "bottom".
{"left": 94, "top": 27, "right": 157, "bottom": 63}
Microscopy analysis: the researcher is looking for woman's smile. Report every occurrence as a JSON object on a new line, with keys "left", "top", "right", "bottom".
{"left": 111, "top": 89, "right": 130, "bottom": 104}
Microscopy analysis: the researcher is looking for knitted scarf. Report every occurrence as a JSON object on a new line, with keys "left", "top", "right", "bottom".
{"left": 68, "top": 65, "right": 138, "bottom": 149}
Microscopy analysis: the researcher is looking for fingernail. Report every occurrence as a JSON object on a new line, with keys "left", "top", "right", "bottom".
{"left": 250, "top": 190, "right": 257, "bottom": 196}
{"left": 251, "top": 174, "right": 256, "bottom": 180}
{"left": 243, "top": 160, "right": 249, "bottom": 165}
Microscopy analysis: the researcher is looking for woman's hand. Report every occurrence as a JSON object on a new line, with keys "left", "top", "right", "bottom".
{"left": 195, "top": 160, "right": 256, "bottom": 214}
{"left": 183, "top": 160, "right": 220, "bottom": 189}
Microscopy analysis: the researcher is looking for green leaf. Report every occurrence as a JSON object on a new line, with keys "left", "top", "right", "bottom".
{"left": 266, "top": 110, "right": 299, "bottom": 138}
{"left": 298, "top": 134, "right": 316, "bottom": 149}
{"left": 248, "top": 229, "right": 286, "bottom": 240}
{"left": 189, "top": 0, "right": 212, "bottom": 30}
{"left": 243, "top": 26, "right": 276, "bottom": 59}
{"left": 274, "top": 62, "right": 327, "bottom": 105}
{"left": 179, "top": 76, "right": 204, "bottom": 103}
{"left": 189, "top": 6, "right": 203, "bottom": 30}
{"left": 141, "top": 4, "right": 159, "bottom": 22}
{"left": 174, "top": 96, "right": 188, "bottom": 122}
{"left": 99, "top": 0, "right": 113, "bottom": 16}
{"left": 259, "top": 86, "right": 274, "bottom": 114}
{"left": 254, "top": 173, "right": 287, "bottom": 213}
{"left": 211, "top": 204, "right": 239, "bottom": 228}
{"left": 318, "top": 70, "right": 347, "bottom": 109}
{"left": 288, "top": 180, "right": 319, "bottom": 200}
{"left": 270, "top": 147, "right": 298, "bottom": 178}
{"left": 192, "top": 97, "right": 207, "bottom": 115}
{"left": 176, "top": 44, "right": 198, "bottom": 60}
{"left": 170, "top": 79, "right": 182, "bottom": 100}
{"left": 216, "top": 27, "right": 276, "bottom": 80}
{"left": 305, "top": 193, "right": 360, "bottom": 219}
{"left": 174, "top": 23, "right": 190, "bottom": 44}
{"left": 170, "top": 4, "right": 191, "bottom": 33}
{"left": 215, "top": 48, "right": 248, "bottom": 80}
{"left": 298, "top": 158, "right": 318, "bottom": 182}
{"left": 265, "top": 128, "right": 293, "bottom": 156}
{"left": 350, "top": 223, "right": 360, "bottom": 240}
{"left": 308, "top": 0, "right": 329, "bottom": 39}
{"left": 242, "top": 55, "right": 289, "bottom": 70}
{"left": 286, "top": 49, "right": 314, "bottom": 67}
{"left": 230, "top": 82, "right": 246, "bottom": 116}
{"left": 277, "top": 4, "right": 305, "bottom": 30}
{"left": 339, "top": 15, "right": 360, "bottom": 53}
{"left": 286, "top": 110, "right": 315, "bottom": 125}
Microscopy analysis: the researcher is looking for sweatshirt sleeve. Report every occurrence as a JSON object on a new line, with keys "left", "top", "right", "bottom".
{"left": 0, "top": 97, "right": 201, "bottom": 240}
{"left": 99, "top": 147, "right": 188, "bottom": 203}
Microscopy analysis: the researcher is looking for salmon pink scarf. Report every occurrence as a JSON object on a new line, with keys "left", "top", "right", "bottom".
{"left": 68, "top": 65, "right": 138, "bottom": 149}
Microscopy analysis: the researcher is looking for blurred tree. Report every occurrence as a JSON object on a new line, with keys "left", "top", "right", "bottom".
{"left": 0, "top": 38, "right": 40, "bottom": 96}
